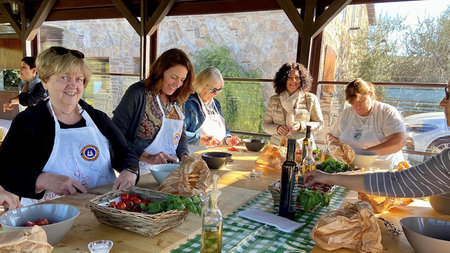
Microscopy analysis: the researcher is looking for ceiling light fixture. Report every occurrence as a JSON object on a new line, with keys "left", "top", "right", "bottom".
{"left": 10, "top": 0, "right": 22, "bottom": 15}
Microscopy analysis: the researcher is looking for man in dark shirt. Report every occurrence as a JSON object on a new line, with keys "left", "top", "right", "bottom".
{"left": 2, "top": 57, "right": 47, "bottom": 112}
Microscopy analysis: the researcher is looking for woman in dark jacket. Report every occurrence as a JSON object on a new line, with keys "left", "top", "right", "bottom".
{"left": 112, "top": 48, "right": 194, "bottom": 174}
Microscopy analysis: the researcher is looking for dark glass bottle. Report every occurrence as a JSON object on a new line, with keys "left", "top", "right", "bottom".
{"left": 279, "top": 139, "right": 298, "bottom": 219}
{"left": 301, "top": 125, "right": 312, "bottom": 164}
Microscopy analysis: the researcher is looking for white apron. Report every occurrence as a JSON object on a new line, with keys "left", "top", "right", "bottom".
{"left": 340, "top": 110, "right": 403, "bottom": 170}
{"left": 188, "top": 97, "right": 227, "bottom": 154}
{"left": 21, "top": 100, "right": 115, "bottom": 206}
{"left": 139, "top": 95, "right": 184, "bottom": 175}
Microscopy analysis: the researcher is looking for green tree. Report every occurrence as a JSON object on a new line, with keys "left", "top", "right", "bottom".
{"left": 192, "top": 42, "right": 266, "bottom": 133}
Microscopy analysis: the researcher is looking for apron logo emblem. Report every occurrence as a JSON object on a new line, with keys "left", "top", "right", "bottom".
{"left": 174, "top": 133, "right": 180, "bottom": 145}
{"left": 81, "top": 145, "right": 99, "bottom": 161}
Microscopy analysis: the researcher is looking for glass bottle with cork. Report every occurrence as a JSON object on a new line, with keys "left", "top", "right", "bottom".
{"left": 320, "top": 135, "right": 332, "bottom": 162}
{"left": 279, "top": 139, "right": 298, "bottom": 220}
{"left": 201, "top": 174, "right": 222, "bottom": 253}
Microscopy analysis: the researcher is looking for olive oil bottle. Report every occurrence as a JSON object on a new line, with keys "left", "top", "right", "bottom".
{"left": 302, "top": 144, "right": 316, "bottom": 175}
{"left": 279, "top": 139, "right": 298, "bottom": 219}
{"left": 201, "top": 174, "right": 222, "bottom": 253}
{"left": 301, "top": 125, "right": 312, "bottom": 164}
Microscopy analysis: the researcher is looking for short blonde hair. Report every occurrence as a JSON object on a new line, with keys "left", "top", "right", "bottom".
{"left": 36, "top": 47, "right": 92, "bottom": 87}
{"left": 193, "top": 67, "right": 224, "bottom": 94}
{"left": 345, "top": 78, "right": 376, "bottom": 104}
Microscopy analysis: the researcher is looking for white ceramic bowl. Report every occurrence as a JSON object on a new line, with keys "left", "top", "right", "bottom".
{"left": 0, "top": 204, "right": 80, "bottom": 245}
{"left": 351, "top": 149, "right": 379, "bottom": 168}
{"left": 149, "top": 163, "right": 180, "bottom": 184}
{"left": 400, "top": 217, "right": 450, "bottom": 253}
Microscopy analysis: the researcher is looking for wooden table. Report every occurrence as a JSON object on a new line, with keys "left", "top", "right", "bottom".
{"left": 3, "top": 146, "right": 449, "bottom": 252}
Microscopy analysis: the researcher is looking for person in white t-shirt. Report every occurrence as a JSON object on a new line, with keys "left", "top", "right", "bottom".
{"left": 329, "top": 78, "right": 406, "bottom": 168}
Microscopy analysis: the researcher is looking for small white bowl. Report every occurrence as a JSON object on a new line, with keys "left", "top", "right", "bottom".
{"left": 400, "top": 217, "right": 450, "bottom": 253}
{"left": 351, "top": 149, "right": 379, "bottom": 168}
{"left": 0, "top": 204, "right": 80, "bottom": 245}
{"left": 149, "top": 163, "right": 180, "bottom": 184}
{"left": 88, "top": 239, "right": 113, "bottom": 253}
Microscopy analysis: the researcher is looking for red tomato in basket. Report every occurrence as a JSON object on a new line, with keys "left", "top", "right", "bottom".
{"left": 133, "top": 198, "right": 142, "bottom": 205}
{"left": 132, "top": 205, "right": 142, "bottom": 213}
{"left": 116, "top": 202, "right": 126, "bottom": 210}
{"left": 25, "top": 221, "right": 36, "bottom": 227}
{"left": 126, "top": 201, "right": 134, "bottom": 209}
{"left": 142, "top": 198, "right": 150, "bottom": 205}
{"left": 121, "top": 193, "right": 129, "bottom": 202}
{"left": 312, "top": 186, "right": 318, "bottom": 191}
{"left": 108, "top": 201, "right": 117, "bottom": 208}
{"left": 227, "top": 147, "right": 239, "bottom": 152}
{"left": 129, "top": 193, "right": 138, "bottom": 200}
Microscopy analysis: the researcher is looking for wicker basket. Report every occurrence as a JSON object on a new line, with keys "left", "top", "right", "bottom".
{"left": 268, "top": 179, "right": 334, "bottom": 212}
{"left": 86, "top": 187, "right": 188, "bottom": 237}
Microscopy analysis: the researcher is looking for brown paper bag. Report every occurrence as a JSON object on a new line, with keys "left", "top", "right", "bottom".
{"left": 358, "top": 192, "right": 413, "bottom": 214}
{"left": 0, "top": 226, "right": 53, "bottom": 253}
{"left": 311, "top": 201, "right": 383, "bottom": 253}
{"left": 158, "top": 156, "right": 211, "bottom": 197}
{"left": 255, "top": 145, "right": 286, "bottom": 169}
{"left": 330, "top": 139, "right": 355, "bottom": 165}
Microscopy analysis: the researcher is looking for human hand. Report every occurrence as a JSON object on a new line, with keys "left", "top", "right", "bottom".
{"left": 140, "top": 151, "right": 178, "bottom": 164}
{"left": 113, "top": 170, "right": 137, "bottom": 190}
{"left": 277, "top": 125, "right": 291, "bottom": 136}
{"left": 35, "top": 173, "right": 87, "bottom": 196}
{"left": 0, "top": 185, "right": 21, "bottom": 210}
{"left": 304, "top": 170, "right": 329, "bottom": 186}
{"left": 200, "top": 135, "right": 214, "bottom": 146}
{"left": 180, "top": 154, "right": 189, "bottom": 162}
{"left": 225, "top": 136, "right": 241, "bottom": 146}
{"left": 2, "top": 102, "right": 13, "bottom": 112}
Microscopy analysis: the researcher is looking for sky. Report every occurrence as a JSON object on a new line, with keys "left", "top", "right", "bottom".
{"left": 375, "top": 0, "right": 449, "bottom": 27}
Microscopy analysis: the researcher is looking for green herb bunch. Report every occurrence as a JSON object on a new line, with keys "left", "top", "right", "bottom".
{"left": 297, "top": 188, "right": 331, "bottom": 212}
{"left": 316, "top": 158, "right": 349, "bottom": 173}
{"left": 140, "top": 195, "right": 203, "bottom": 215}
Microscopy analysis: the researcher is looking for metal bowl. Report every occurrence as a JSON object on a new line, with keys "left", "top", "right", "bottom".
{"left": 400, "top": 217, "right": 450, "bottom": 253}
{"left": 201, "top": 152, "right": 232, "bottom": 169}
{"left": 0, "top": 204, "right": 80, "bottom": 245}
{"left": 149, "top": 163, "right": 180, "bottom": 185}
{"left": 243, "top": 139, "right": 266, "bottom": 152}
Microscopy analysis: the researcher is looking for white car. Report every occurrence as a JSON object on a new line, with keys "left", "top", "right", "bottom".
{"left": 404, "top": 112, "right": 450, "bottom": 162}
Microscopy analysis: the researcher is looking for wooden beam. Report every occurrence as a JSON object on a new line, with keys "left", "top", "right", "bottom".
{"left": 25, "top": 0, "right": 58, "bottom": 41}
{"left": 276, "top": 0, "right": 303, "bottom": 35}
{"left": 0, "top": 3, "right": 21, "bottom": 35}
{"left": 145, "top": 0, "right": 175, "bottom": 36}
{"left": 0, "top": 33, "right": 19, "bottom": 39}
{"left": 312, "top": 0, "right": 351, "bottom": 38}
{"left": 298, "top": 0, "right": 316, "bottom": 67}
{"left": 46, "top": 7, "right": 123, "bottom": 21}
{"left": 111, "top": 0, "right": 141, "bottom": 35}
{"left": 168, "top": 0, "right": 282, "bottom": 16}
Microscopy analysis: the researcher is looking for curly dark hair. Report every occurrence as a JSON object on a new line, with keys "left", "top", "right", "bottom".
{"left": 145, "top": 48, "right": 195, "bottom": 104}
{"left": 273, "top": 63, "right": 313, "bottom": 94}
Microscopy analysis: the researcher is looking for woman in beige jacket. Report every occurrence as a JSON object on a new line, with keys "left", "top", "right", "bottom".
{"left": 262, "top": 63, "right": 323, "bottom": 146}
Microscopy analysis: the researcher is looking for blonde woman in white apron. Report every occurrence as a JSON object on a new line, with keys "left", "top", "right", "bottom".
{"left": 112, "top": 49, "right": 195, "bottom": 175}
{"left": 184, "top": 68, "right": 241, "bottom": 154}
{"left": 329, "top": 79, "right": 406, "bottom": 169}
{"left": 0, "top": 47, "right": 139, "bottom": 205}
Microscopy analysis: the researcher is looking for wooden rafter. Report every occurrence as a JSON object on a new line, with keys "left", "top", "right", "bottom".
{"left": 111, "top": 0, "right": 141, "bottom": 35}
{"left": 25, "top": 0, "right": 58, "bottom": 40}
{"left": 298, "top": 0, "right": 317, "bottom": 66}
{"left": 312, "top": 0, "right": 351, "bottom": 38}
{"left": 145, "top": 0, "right": 176, "bottom": 36}
{"left": 276, "top": 0, "right": 303, "bottom": 35}
{"left": 0, "top": 3, "right": 21, "bottom": 35}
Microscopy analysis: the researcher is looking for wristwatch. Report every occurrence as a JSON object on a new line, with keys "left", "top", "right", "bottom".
{"left": 124, "top": 167, "right": 139, "bottom": 176}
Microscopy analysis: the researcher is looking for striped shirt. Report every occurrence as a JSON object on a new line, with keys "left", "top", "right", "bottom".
{"left": 364, "top": 148, "right": 450, "bottom": 198}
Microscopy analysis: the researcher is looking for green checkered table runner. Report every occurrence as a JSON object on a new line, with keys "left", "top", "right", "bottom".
{"left": 172, "top": 186, "right": 348, "bottom": 253}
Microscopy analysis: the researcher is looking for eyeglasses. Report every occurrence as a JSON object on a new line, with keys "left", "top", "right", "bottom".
{"left": 210, "top": 87, "right": 223, "bottom": 94}
{"left": 445, "top": 86, "right": 449, "bottom": 100}
{"left": 50, "top": 46, "right": 84, "bottom": 59}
